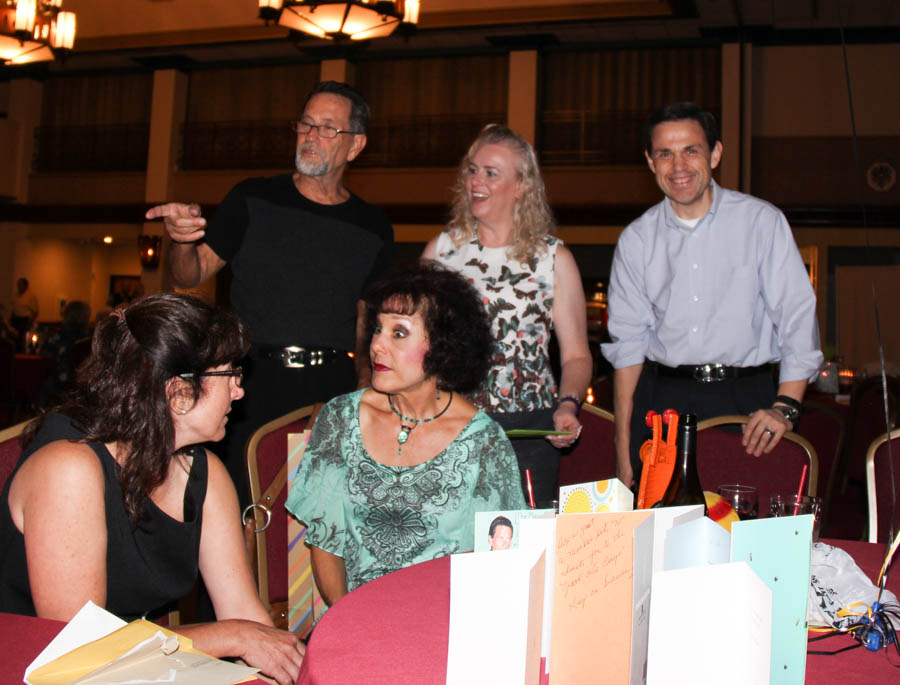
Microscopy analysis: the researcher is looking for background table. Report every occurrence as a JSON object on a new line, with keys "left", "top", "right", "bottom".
{"left": 299, "top": 538, "right": 899, "bottom": 685}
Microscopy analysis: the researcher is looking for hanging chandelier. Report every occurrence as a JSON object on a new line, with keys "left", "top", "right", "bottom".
{"left": 1, "top": 0, "right": 76, "bottom": 65}
{"left": 259, "top": 0, "right": 420, "bottom": 41}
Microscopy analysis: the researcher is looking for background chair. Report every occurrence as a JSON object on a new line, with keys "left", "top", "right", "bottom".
{"left": 797, "top": 398, "right": 846, "bottom": 500}
{"left": 0, "top": 419, "right": 33, "bottom": 491}
{"left": 835, "top": 376, "right": 899, "bottom": 495}
{"left": 696, "top": 415, "right": 818, "bottom": 514}
{"left": 558, "top": 403, "right": 616, "bottom": 486}
{"left": 244, "top": 403, "right": 321, "bottom": 630}
{"left": 823, "top": 376, "right": 899, "bottom": 540}
{"left": 865, "top": 428, "right": 900, "bottom": 544}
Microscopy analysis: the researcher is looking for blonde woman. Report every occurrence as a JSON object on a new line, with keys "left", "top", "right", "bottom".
{"left": 422, "top": 124, "right": 592, "bottom": 504}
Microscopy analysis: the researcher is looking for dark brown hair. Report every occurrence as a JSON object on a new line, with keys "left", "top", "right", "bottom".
{"left": 33, "top": 292, "right": 249, "bottom": 523}
{"left": 364, "top": 263, "right": 492, "bottom": 394}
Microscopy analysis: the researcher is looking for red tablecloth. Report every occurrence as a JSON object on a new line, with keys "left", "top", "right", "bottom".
{"left": 299, "top": 538, "right": 899, "bottom": 685}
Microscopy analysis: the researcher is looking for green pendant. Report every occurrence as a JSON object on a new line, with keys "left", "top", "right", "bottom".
{"left": 398, "top": 427, "right": 411, "bottom": 444}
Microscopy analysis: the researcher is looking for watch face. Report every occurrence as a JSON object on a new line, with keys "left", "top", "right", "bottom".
{"left": 777, "top": 405, "right": 799, "bottom": 422}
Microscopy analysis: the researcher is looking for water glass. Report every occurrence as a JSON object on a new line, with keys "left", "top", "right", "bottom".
{"left": 717, "top": 484, "right": 759, "bottom": 520}
{"left": 769, "top": 494, "right": 822, "bottom": 541}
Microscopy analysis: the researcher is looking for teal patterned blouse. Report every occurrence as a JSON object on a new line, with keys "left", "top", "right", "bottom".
{"left": 285, "top": 390, "right": 526, "bottom": 593}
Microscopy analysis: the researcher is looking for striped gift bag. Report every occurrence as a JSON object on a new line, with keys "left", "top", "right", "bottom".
{"left": 286, "top": 431, "right": 324, "bottom": 637}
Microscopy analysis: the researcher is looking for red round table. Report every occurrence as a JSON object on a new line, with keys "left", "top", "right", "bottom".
{"left": 298, "top": 539, "right": 899, "bottom": 685}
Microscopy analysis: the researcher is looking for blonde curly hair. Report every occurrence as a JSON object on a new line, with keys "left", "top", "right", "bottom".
{"left": 447, "top": 124, "right": 556, "bottom": 264}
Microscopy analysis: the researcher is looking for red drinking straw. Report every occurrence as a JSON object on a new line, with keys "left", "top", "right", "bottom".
{"left": 793, "top": 464, "right": 809, "bottom": 515}
{"left": 525, "top": 469, "right": 536, "bottom": 509}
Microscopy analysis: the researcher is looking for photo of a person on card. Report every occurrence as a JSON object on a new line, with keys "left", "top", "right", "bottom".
{"left": 488, "top": 516, "right": 514, "bottom": 551}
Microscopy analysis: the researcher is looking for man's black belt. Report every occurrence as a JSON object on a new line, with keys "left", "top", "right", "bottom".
{"left": 647, "top": 360, "right": 773, "bottom": 383}
{"left": 253, "top": 344, "right": 349, "bottom": 369}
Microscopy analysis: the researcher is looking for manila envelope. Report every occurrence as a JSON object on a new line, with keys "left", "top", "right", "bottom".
{"left": 731, "top": 514, "right": 814, "bottom": 685}
{"left": 550, "top": 511, "right": 654, "bottom": 685}
{"left": 26, "top": 616, "right": 257, "bottom": 685}
{"left": 646, "top": 561, "right": 772, "bottom": 685}
{"left": 447, "top": 547, "right": 546, "bottom": 685}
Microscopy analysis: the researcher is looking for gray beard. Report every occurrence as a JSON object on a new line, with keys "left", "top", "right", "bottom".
{"left": 295, "top": 147, "right": 328, "bottom": 177}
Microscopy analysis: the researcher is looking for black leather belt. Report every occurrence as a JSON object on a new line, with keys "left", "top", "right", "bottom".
{"left": 253, "top": 344, "right": 349, "bottom": 369}
{"left": 647, "top": 360, "right": 773, "bottom": 383}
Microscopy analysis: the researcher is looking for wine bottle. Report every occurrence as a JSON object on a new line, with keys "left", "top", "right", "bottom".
{"left": 660, "top": 413, "right": 708, "bottom": 514}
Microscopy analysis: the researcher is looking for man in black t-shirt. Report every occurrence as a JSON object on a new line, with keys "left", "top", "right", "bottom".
{"left": 147, "top": 82, "right": 394, "bottom": 506}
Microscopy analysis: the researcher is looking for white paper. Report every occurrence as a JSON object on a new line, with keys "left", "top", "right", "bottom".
{"left": 26, "top": 601, "right": 127, "bottom": 681}
{"left": 649, "top": 505, "right": 705, "bottom": 574}
{"left": 630, "top": 517, "right": 655, "bottom": 685}
{"left": 447, "top": 547, "right": 545, "bottom": 685}
{"left": 647, "top": 562, "right": 772, "bottom": 685}
{"left": 518, "top": 516, "right": 557, "bottom": 675}
{"left": 663, "top": 516, "right": 731, "bottom": 571}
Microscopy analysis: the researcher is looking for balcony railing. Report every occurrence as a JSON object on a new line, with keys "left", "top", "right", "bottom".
{"left": 33, "top": 124, "right": 150, "bottom": 172}
{"left": 539, "top": 108, "right": 720, "bottom": 166}
{"left": 181, "top": 120, "right": 295, "bottom": 170}
{"left": 356, "top": 114, "right": 503, "bottom": 168}
{"left": 538, "top": 110, "right": 650, "bottom": 166}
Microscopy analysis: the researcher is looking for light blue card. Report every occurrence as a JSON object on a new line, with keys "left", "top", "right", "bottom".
{"left": 663, "top": 516, "right": 731, "bottom": 571}
{"left": 731, "top": 515, "right": 813, "bottom": 685}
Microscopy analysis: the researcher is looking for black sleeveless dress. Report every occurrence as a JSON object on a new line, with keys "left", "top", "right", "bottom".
{"left": 0, "top": 414, "right": 207, "bottom": 621}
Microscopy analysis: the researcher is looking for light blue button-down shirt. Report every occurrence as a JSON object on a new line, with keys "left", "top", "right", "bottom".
{"left": 601, "top": 181, "right": 823, "bottom": 383}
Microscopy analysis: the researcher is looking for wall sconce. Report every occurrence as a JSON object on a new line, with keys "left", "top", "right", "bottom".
{"left": 139, "top": 235, "right": 162, "bottom": 269}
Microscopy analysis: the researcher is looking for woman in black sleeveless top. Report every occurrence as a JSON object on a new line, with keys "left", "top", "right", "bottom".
{"left": 0, "top": 293, "right": 304, "bottom": 685}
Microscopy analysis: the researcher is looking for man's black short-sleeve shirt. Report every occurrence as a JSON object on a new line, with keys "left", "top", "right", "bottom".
{"left": 204, "top": 174, "right": 394, "bottom": 350}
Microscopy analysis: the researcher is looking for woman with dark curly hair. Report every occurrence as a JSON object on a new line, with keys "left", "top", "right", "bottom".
{"left": 0, "top": 293, "right": 304, "bottom": 685}
{"left": 286, "top": 263, "right": 524, "bottom": 607}
{"left": 423, "top": 124, "right": 592, "bottom": 504}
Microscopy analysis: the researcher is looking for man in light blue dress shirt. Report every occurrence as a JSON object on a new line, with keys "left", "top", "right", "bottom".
{"left": 602, "top": 103, "right": 823, "bottom": 488}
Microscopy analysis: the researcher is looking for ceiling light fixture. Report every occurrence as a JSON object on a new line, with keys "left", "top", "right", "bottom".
{"left": 1, "top": 0, "right": 76, "bottom": 66}
{"left": 259, "top": 0, "right": 419, "bottom": 41}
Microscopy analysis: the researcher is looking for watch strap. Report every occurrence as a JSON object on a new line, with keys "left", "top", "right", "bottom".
{"left": 774, "top": 394, "right": 802, "bottom": 411}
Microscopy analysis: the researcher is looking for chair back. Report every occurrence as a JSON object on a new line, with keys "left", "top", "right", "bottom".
{"left": 865, "top": 428, "right": 900, "bottom": 544}
{"left": 244, "top": 404, "right": 321, "bottom": 619}
{"left": 0, "top": 419, "right": 33, "bottom": 491}
{"left": 797, "top": 399, "right": 845, "bottom": 499}
{"left": 559, "top": 404, "right": 616, "bottom": 487}
{"left": 837, "top": 376, "right": 900, "bottom": 492}
{"left": 696, "top": 415, "right": 818, "bottom": 513}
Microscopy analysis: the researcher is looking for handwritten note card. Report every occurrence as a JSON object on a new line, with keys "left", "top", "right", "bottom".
{"left": 550, "top": 511, "right": 653, "bottom": 684}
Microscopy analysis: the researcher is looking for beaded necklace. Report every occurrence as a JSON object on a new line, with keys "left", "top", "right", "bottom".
{"left": 388, "top": 392, "right": 454, "bottom": 455}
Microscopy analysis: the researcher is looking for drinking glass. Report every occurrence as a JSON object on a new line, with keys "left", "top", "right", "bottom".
{"left": 717, "top": 484, "right": 759, "bottom": 520}
{"left": 769, "top": 494, "right": 822, "bottom": 541}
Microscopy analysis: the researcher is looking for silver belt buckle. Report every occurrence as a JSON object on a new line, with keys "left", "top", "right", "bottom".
{"left": 694, "top": 363, "right": 726, "bottom": 383}
{"left": 281, "top": 346, "right": 308, "bottom": 368}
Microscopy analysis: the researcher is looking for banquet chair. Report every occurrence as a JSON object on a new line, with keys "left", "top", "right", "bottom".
{"left": 797, "top": 398, "right": 845, "bottom": 499}
{"left": 0, "top": 418, "right": 33, "bottom": 491}
{"left": 244, "top": 403, "right": 322, "bottom": 630}
{"left": 696, "top": 415, "right": 818, "bottom": 513}
{"left": 0, "top": 337, "right": 15, "bottom": 425}
{"left": 835, "top": 375, "right": 899, "bottom": 496}
{"left": 558, "top": 403, "right": 616, "bottom": 486}
{"left": 865, "top": 428, "right": 900, "bottom": 544}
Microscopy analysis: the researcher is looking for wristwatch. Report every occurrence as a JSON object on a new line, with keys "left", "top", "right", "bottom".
{"left": 772, "top": 403, "right": 800, "bottom": 430}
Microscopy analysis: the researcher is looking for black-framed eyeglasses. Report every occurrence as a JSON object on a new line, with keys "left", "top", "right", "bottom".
{"left": 292, "top": 121, "right": 359, "bottom": 139}
{"left": 179, "top": 366, "right": 243, "bottom": 385}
